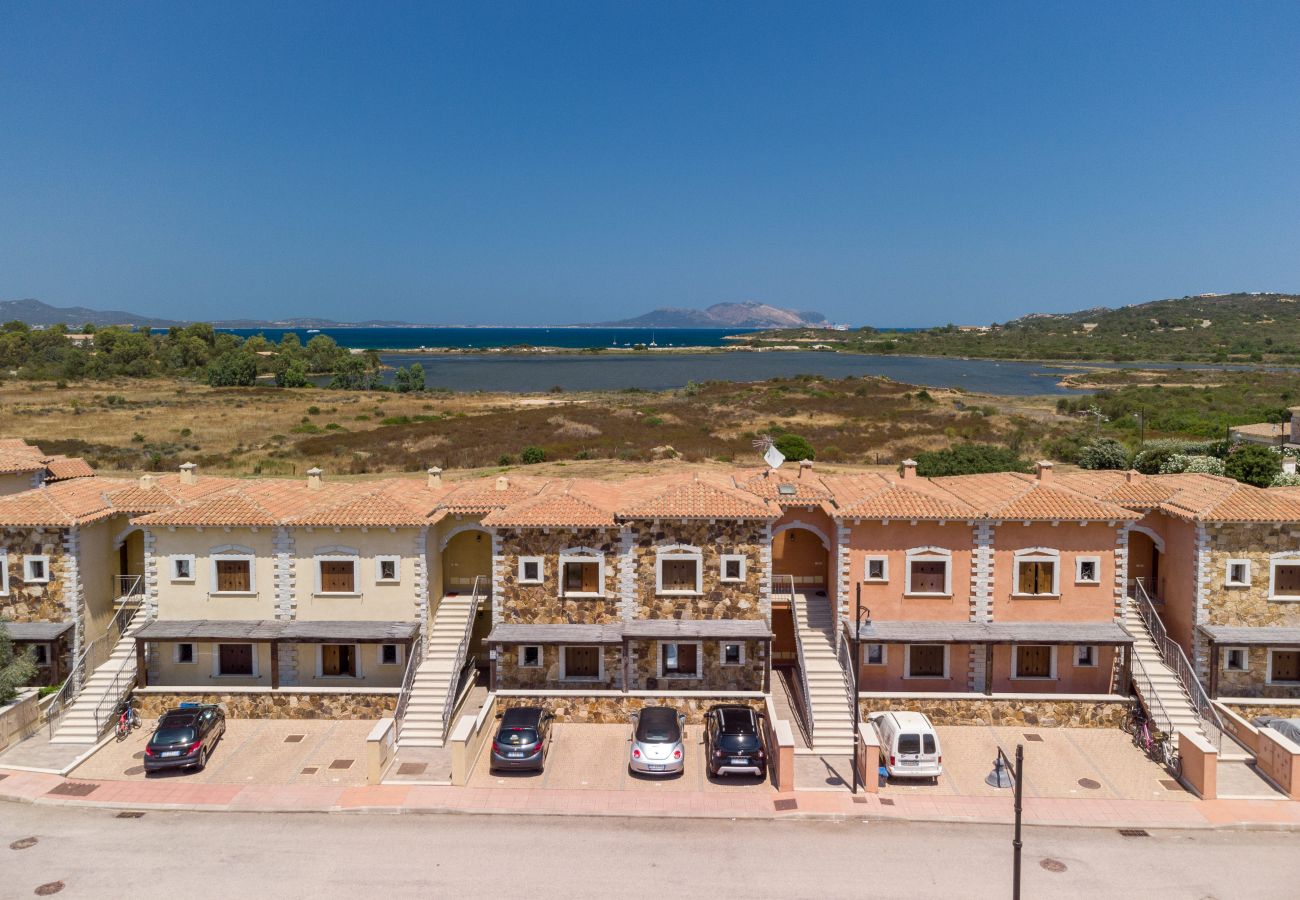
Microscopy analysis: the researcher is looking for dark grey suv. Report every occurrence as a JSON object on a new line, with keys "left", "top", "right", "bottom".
{"left": 489, "top": 706, "right": 552, "bottom": 773}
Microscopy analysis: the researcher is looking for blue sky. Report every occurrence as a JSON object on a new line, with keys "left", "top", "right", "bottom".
{"left": 1, "top": 2, "right": 1297, "bottom": 327}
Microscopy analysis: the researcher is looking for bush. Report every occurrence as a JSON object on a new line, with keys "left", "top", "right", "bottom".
{"left": 1271, "top": 472, "right": 1300, "bottom": 487}
{"left": 1224, "top": 444, "right": 1282, "bottom": 487}
{"left": 1077, "top": 438, "right": 1129, "bottom": 470}
{"left": 521, "top": 446, "right": 546, "bottom": 465}
{"left": 206, "top": 350, "right": 258, "bottom": 387}
{"left": 773, "top": 433, "right": 815, "bottom": 461}
{"left": 914, "top": 443, "right": 1032, "bottom": 477}
{"left": 1160, "top": 454, "right": 1225, "bottom": 475}
{"left": 0, "top": 622, "right": 37, "bottom": 704}
{"left": 498, "top": 454, "right": 515, "bottom": 466}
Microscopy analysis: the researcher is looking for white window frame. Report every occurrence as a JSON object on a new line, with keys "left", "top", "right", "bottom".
{"left": 213, "top": 643, "right": 259, "bottom": 678}
{"left": 558, "top": 548, "right": 606, "bottom": 598}
{"left": 1011, "top": 644, "right": 1059, "bottom": 680}
{"left": 173, "top": 642, "right": 197, "bottom": 665}
{"left": 655, "top": 546, "right": 703, "bottom": 596}
{"left": 719, "top": 554, "right": 747, "bottom": 583}
{"left": 1225, "top": 559, "right": 1252, "bottom": 587}
{"left": 559, "top": 645, "right": 605, "bottom": 682}
{"left": 1267, "top": 555, "right": 1300, "bottom": 601}
{"left": 1073, "top": 645, "right": 1099, "bottom": 668}
{"left": 375, "top": 556, "right": 401, "bottom": 584}
{"left": 864, "top": 556, "right": 889, "bottom": 583}
{"left": 657, "top": 640, "right": 704, "bottom": 679}
{"left": 171, "top": 554, "right": 196, "bottom": 583}
{"left": 903, "top": 644, "right": 950, "bottom": 680}
{"left": 518, "top": 645, "right": 543, "bottom": 668}
{"left": 862, "top": 643, "right": 887, "bottom": 666}
{"left": 0, "top": 550, "right": 8, "bottom": 595}
{"left": 22, "top": 555, "right": 51, "bottom": 584}
{"left": 518, "top": 556, "right": 544, "bottom": 585}
{"left": 1223, "top": 646, "right": 1248, "bottom": 672}
{"left": 315, "top": 643, "right": 363, "bottom": 679}
{"left": 1074, "top": 556, "right": 1101, "bottom": 585}
{"left": 719, "top": 641, "right": 745, "bottom": 666}
{"left": 1013, "top": 548, "right": 1061, "bottom": 597}
{"left": 904, "top": 547, "right": 952, "bottom": 597}
{"left": 378, "top": 643, "right": 403, "bottom": 666}
{"left": 1266, "top": 647, "right": 1300, "bottom": 684}
{"left": 313, "top": 548, "right": 361, "bottom": 597}
{"left": 209, "top": 546, "right": 257, "bottom": 596}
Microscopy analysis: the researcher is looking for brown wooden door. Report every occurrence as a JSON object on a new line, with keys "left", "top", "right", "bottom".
{"left": 216, "top": 560, "right": 251, "bottom": 592}
{"left": 674, "top": 642, "right": 697, "bottom": 675}
{"left": 320, "top": 561, "right": 355, "bottom": 593}
{"left": 565, "top": 647, "right": 599, "bottom": 678}
{"left": 219, "top": 643, "right": 253, "bottom": 675}
{"left": 1017, "top": 645, "right": 1052, "bottom": 678}
{"left": 1272, "top": 651, "right": 1299, "bottom": 682}
{"left": 321, "top": 644, "right": 356, "bottom": 676}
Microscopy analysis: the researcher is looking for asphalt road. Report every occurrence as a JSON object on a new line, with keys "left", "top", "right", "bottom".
{"left": 4, "top": 804, "right": 1299, "bottom": 899}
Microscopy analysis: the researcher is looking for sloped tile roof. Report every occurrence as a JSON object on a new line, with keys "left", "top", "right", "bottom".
{"left": 1061, "top": 470, "right": 1300, "bottom": 523}
{"left": 734, "top": 467, "right": 835, "bottom": 504}
{"left": 834, "top": 481, "right": 978, "bottom": 520}
{"left": 0, "top": 448, "right": 48, "bottom": 475}
{"left": 619, "top": 475, "right": 776, "bottom": 519}
{"left": 42, "top": 456, "right": 96, "bottom": 481}
{"left": 438, "top": 476, "right": 547, "bottom": 513}
{"left": 0, "top": 477, "right": 132, "bottom": 526}
{"left": 933, "top": 472, "right": 1138, "bottom": 521}
{"left": 482, "top": 486, "right": 619, "bottom": 528}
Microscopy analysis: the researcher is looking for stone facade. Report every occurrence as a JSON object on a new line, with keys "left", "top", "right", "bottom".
{"left": 499, "top": 694, "right": 764, "bottom": 724}
{"left": 495, "top": 527, "right": 622, "bottom": 624}
{"left": 0, "top": 526, "right": 69, "bottom": 623}
{"left": 1205, "top": 523, "right": 1300, "bottom": 628}
{"left": 626, "top": 638, "right": 764, "bottom": 692}
{"left": 1217, "top": 647, "right": 1300, "bottom": 699}
{"left": 134, "top": 690, "right": 396, "bottom": 720}
{"left": 859, "top": 696, "right": 1128, "bottom": 728}
{"left": 630, "top": 520, "right": 766, "bottom": 620}
{"left": 495, "top": 643, "right": 622, "bottom": 689}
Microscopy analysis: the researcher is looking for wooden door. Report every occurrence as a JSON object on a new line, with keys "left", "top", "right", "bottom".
{"left": 1017, "top": 645, "right": 1052, "bottom": 678}
{"left": 216, "top": 560, "right": 251, "bottom": 592}
{"left": 565, "top": 647, "right": 599, "bottom": 678}
{"left": 674, "top": 642, "right": 697, "bottom": 675}
{"left": 219, "top": 643, "right": 253, "bottom": 675}
{"left": 320, "top": 561, "right": 355, "bottom": 593}
{"left": 1273, "top": 651, "right": 1299, "bottom": 682}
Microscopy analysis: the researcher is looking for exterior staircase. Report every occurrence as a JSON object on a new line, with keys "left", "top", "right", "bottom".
{"left": 1123, "top": 598, "right": 1205, "bottom": 741}
{"left": 50, "top": 612, "right": 151, "bottom": 744}
{"left": 792, "top": 590, "right": 856, "bottom": 754}
{"left": 398, "top": 591, "right": 479, "bottom": 748}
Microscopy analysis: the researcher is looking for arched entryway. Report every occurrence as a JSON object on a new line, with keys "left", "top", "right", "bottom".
{"left": 113, "top": 525, "right": 146, "bottom": 601}
{"left": 772, "top": 523, "right": 832, "bottom": 595}
{"left": 1128, "top": 527, "right": 1164, "bottom": 600}
{"left": 441, "top": 527, "right": 492, "bottom": 595}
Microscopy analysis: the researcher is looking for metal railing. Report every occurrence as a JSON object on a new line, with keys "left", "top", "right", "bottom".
{"left": 1130, "top": 650, "right": 1174, "bottom": 738}
{"left": 44, "top": 602, "right": 142, "bottom": 738}
{"left": 92, "top": 656, "right": 138, "bottom": 736}
{"left": 393, "top": 631, "right": 426, "bottom": 730}
{"left": 113, "top": 574, "right": 145, "bottom": 601}
{"left": 440, "top": 575, "right": 484, "bottom": 735}
{"left": 783, "top": 574, "right": 815, "bottom": 738}
{"left": 1131, "top": 578, "right": 1225, "bottom": 750}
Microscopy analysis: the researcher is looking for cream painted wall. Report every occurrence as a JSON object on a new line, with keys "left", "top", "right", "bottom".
{"left": 295, "top": 643, "right": 405, "bottom": 688}
{"left": 77, "top": 516, "right": 124, "bottom": 645}
{"left": 152, "top": 641, "right": 275, "bottom": 688}
{"left": 292, "top": 527, "right": 422, "bottom": 622}
{"left": 150, "top": 527, "right": 278, "bottom": 621}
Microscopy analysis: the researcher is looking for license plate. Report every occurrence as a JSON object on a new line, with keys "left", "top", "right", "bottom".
{"left": 161, "top": 751, "right": 181, "bottom": 758}
{"left": 901, "top": 759, "right": 917, "bottom": 766}
{"left": 648, "top": 764, "right": 665, "bottom": 771}
{"left": 732, "top": 758, "right": 749, "bottom": 765}
{"left": 507, "top": 752, "right": 524, "bottom": 759}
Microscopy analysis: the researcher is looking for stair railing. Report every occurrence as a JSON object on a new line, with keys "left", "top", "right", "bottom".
{"left": 440, "top": 575, "right": 483, "bottom": 736}
{"left": 1130, "top": 650, "right": 1173, "bottom": 737}
{"left": 1131, "top": 578, "right": 1224, "bottom": 750}
{"left": 44, "top": 601, "right": 142, "bottom": 738}
{"left": 783, "top": 574, "right": 815, "bottom": 738}
{"left": 393, "top": 631, "right": 425, "bottom": 731}
{"left": 90, "top": 608, "right": 155, "bottom": 738}
{"left": 113, "top": 574, "right": 145, "bottom": 602}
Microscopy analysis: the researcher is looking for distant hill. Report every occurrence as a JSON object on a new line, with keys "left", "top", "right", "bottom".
{"left": 0, "top": 298, "right": 184, "bottom": 328}
{"left": 591, "top": 301, "right": 828, "bottom": 329}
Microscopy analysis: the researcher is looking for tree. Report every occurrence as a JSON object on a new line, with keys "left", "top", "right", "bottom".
{"left": 1077, "top": 438, "right": 1129, "bottom": 470}
{"left": 274, "top": 358, "right": 310, "bottom": 388}
{"left": 393, "top": 363, "right": 425, "bottom": 393}
{"left": 0, "top": 622, "right": 37, "bottom": 704}
{"left": 774, "top": 433, "right": 815, "bottom": 461}
{"left": 521, "top": 446, "right": 546, "bottom": 464}
{"left": 914, "top": 443, "right": 1033, "bottom": 477}
{"left": 1224, "top": 444, "right": 1281, "bottom": 488}
{"left": 206, "top": 351, "right": 259, "bottom": 387}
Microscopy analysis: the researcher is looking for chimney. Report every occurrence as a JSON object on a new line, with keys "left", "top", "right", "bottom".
{"left": 1125, "top": 469, "right": 1138, "bottom": 483}
{"left": 1035, "top": 460, "right": 1053, "bottom": 483}
{"left": 306, "top": 466, "right": 324, "bottom": 490}
{"left": 138, "top": 473, "right": 158, "bottom": 490}
{"left": 899, "top": 459, "right": 917, "bottom": 480}
{"left": 495, "top": 475, "right": 509, "bottom": 492}
{"left": 427, "top": 466, "right": 443, "bottom": 489}
{"left": 799, "top": 460, "right": 813, "bottom": 478}
{"left": 178, "top": 461, "right": 198, "bottom": 485}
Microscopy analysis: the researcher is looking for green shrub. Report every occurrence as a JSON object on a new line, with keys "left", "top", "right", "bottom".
{"left": 521, "top": 446, "right": 546, "bottom": 465}
{"left": 914, "top": 443, "right": 1032, "bottom": 477}
{"left": 1077, "top": 438, "right": 1129, "bottom": 470}
{"left": 773, "top": 433, "right": 815, "bottom": 461}
{"left": 1224, "top": 444, "right": 1281, "bottom": 487}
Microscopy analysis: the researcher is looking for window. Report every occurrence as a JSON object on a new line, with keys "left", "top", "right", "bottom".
{"left": 518, "top": 557, "right": 543, "bottom": 584}
{"left": 1268, "top": 649, "right": 1299, "bottom": 684}
{"left": 720, "top": 554, "right": 746, "bottom": 582}
{"left": 561, "top": 559, "right": 602, "bottom": 596}
{"left": 1223, "top": 647, "right": 1248, "bottom": 672}
{"left": 518, "top": 645, "right": 542, "bottom": 668}
{"left": 863, "top": 643, "right": 887, "bottom": 666}
{"left": 174, "top": 643, "right": 196, "bottom": 665}
{"left": 379, "top": 644, "right": 402, "bottom": 666}
{"left": 1225, "top": 560, "right": 1251, "bottom": 587}
{"left": 656, "top": 550, "right": 702, "bottom": 595}
{"left": 864, "top": 556, "right": 888, "bottom": 582}
{"left": 319, "top": 644, "right": 359, "bottom": 678}
{"left": 171, "top": 555, "right": 195, "bottom": 582}
{"left": 317, "top": 559, "right": 356, "bottom": 594}
{"left": 23, "top": 555, "right": 50, "bottom": 583}
{"left": 1073, "top": 645, "right": 1098, "bottom": 667}
{"left": 0, "top": 551, "right": 8, "bottom": 595}
{"left": 375, "top": 556, "right": 400, "bottom": 583}
{"left": 31, "top": 644, "right": 49, "bottom": 666}
{"left": 215, "top": 643, "right": 255, "bottom": 677}
{"left": 1014, "top": 550, "right": 1059, "bottom": 596}
{"left": 659, "top": 642, "right": 702, "bottom": 678}
{"left": 1269, "top": 560, "right": 1300, "bottom": 600}
{"left": 1075, "top": 557, "right": 1100, "bottom": 584}
{"left": 1014, "top": 645, "right": 1057, "bottom": 679}
{"left": 905, "top": 549, "right": 951, "bottom": 596}
{"left": 906, "top": 645, "right": 947, "bottom": 679}
{"left": 720, "top": 642, "right": 744, "bottom": 665}
{"left": 561, "top": 646, "right": 602, "bottom": 680}
{"left": 211, "top": 553, "right": 254, "bottom": 594}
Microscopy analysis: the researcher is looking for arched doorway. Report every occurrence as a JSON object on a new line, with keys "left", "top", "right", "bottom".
{"left": 772, "top": 524, "right": 831, "bottom": 596}
{"left": 1128, "top": 528, "right": 1164, "bottom": 600}
{"left": 442, "top": 528, "right": 492, "bottom": 595}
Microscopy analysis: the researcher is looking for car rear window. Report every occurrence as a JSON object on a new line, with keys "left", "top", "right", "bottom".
{"left": 898, "top": 733, "right": 921, "bottom": 754}
{"left": 719, "top": 709, "right": 757, "bottom": 733}
{"left": 636, "top": 710, "right": 680, "bottom": 743}
{"left": 718, "top": 732, "right": 761, "bottom": 751}
{"left": 498, "top": 728, "right": 539, "bottom": 746}
{"left": 153, "top": 727, "right": 196, "bottom": 744}
{"left": 923, "top": 734, "right": 937, "bottom": 754}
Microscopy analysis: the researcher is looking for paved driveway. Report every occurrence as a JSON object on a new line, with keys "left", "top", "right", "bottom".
{"left": 70, "top": 719, "right": 375, "bottom": 787}
{"left": 468, "top": 722, "right": 775, "bottom": 794}
{"left": 877, "top": 725, "right": 1196, "bottom": 802}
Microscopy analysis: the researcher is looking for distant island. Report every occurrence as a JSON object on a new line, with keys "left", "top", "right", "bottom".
{"left": 585, "top": 301, "right": 830, "bottom": 329}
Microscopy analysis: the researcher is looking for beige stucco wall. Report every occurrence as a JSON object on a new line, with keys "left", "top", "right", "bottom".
{"left": 151, "top": 640, "right": 276, "bottom": 687}
{"left": 149, "top": 526, "right": 278, "bottom": 620}
{"left": 292, "top": 527, "right": 422, "bottom": 622}
{"left": 294, "top": 642, "right": 406, "bottom": 688}
{"left": 442, "top": 524, "right": 492, "bottom": 594}
{"left": 77, "top": 516, "right": 126, "bottom": 647}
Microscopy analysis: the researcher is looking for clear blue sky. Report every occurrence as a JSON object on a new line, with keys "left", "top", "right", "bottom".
{"left": 2, "top": 2, "right": 1297, "bottom": 327}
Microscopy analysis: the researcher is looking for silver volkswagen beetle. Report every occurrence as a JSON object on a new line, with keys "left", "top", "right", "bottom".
{"left": 629, "top": 706, "right": 686, "bottom": 775}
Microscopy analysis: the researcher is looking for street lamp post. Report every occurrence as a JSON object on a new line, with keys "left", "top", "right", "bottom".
{"left": 986, "top": 744, "right": 1025, "bottom": 900}
{"left": 850, "top": 583, "right": 871, "bottom": 795}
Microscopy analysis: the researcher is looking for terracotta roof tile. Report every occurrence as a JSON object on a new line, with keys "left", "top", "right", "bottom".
{"left": 0, "top": 477, "right": 133, "bottom": 526}
{"left": 42, "top": 456, "right": 96, "bottom": 481}
{"left": 482, "top": 487, "right": 619, "bottom": 528}
{"left": 619, "top": 475, "right": 776, "bottom": 519}
{"left": 734, "top": 468, "right": 835, "bottom": 504}
{"left": 0, "top": 448, "right": 47, "bottom": 475}
{"left": 835, "top": 482, "right": 978, "bottom": 520}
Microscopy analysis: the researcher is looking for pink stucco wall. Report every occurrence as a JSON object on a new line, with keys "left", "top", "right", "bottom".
{"left": 842, "top": 521, "right": 975, "bottom": 622}
{"left": 990, "top": 523, "right": 1118, "bottom": 623}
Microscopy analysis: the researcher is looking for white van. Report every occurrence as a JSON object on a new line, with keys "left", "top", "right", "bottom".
{"left": 868, "top": 710, "right": 942, "bottom": 782}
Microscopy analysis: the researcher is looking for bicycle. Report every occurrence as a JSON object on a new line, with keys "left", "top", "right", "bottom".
{"left": 115, "top": 698, "right": 140, "bottom": 741}
{"left": 1130, "top": 709, "right": 1183, "bottom": 778}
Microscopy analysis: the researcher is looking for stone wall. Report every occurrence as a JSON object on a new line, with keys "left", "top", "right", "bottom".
{"left": 1205, "top": 523, "right": 1300, "bottom": 628}
{"left": 630, "top": 520, "right": 766, "bottom": 620}
{"left": 626, "top": 638, "right": 764, "bottom": 692}
{"left": 1217, "top": 647, "right": 1300, "bottom": 699}
{"left": 859, "top": 695, "right": 1128, "bottom": 728}
{"left": 1, "top": 526, "right": 69, "bottom": 623}
{"left": 1226, "top": 703, "right": 1300, "bottom": 721}
{"left": 495, "top": 527, "right": 622, "bottom": 624}
{"left": 134, "top": 690, "right": 396, "bottom": 720}
{"left": 495, "top": 643, "right": 622, "bottom": 690}
{"left": 498, "top": 694, "right": 765, "bottom": 724}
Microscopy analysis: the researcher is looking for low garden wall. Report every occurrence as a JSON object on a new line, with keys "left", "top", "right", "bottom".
{"left": 0, "top": 689, "right": 40, "bottom": 753}
{"left": 134, "top": 688, "right": 397, "bottom": 720}
{"left": 496, "top": 691, "right": 765, "bottom": 724}
{"left": 858, "top": 694, "right": 1128, "bottom": 728}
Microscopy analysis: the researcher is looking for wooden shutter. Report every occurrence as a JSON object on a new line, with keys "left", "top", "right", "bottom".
{"left": 219, "top": 643, "right": 252, "bottom": 675}
{"left": 581, "top": 563, "right": 599, "bottom": 593}
{"left": 676, "top": 643, "right": 697, "bottom": 675}
{"left": 566, "top": 647, "right": 598, "bottom": 678}
{"left": 1276, "top": 566, "right": 1300, "bottom": 594}
{"left": 1018, "top": 645, "right": 1051, "bottom": 678}
{"left": 910, "top": 561, "right": 946, "bottom": 593}
{"left": 320, "top": 561, "right": 355, "bottom": 593}
{"left": 910, "top": 645, "right": 944, "bottom": 678}
{"left": 1273, "top": 651, "right": 1299, "bottom": 682}
{"left": 663, "top": 559, "right": 695, "bottom": 591}
{"left": 216, "top": 560, "right": 250, "bottom": 592}
{"left": 321, "top": 644, "right": 340, "bottom": 676}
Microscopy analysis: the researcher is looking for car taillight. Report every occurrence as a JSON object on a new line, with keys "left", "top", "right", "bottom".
{"left": 186, "top": 740, "right": 203, "bottom": 754}
{"left": 632, "top": 748, "right": 641, "bottom": 758}
{"left": 938, "top": 755, "right": 943, "bottom": 764}
{"left": 757, "top": 749, "right": 765, "bottom": 759}
{"left": 144, "top": 745, "right": 155, "bottom": 757}
{"left": 890, "top": 755, "right": 896, "bottom": 766}
{"left": 492, "top": 742, "right": 502, "bottom": 754}
{"left": 673, "top": 749, "right": 682, "bottom": 760}
{"left": 714, "top": 750, "right": 724, "bottom": 758}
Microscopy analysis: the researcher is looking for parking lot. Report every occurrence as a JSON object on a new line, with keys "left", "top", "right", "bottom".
{"left": 468, "top": 722, "right": 776, "bottom": 795}
{"left": 70, "top": 718, "right": 375, "bottom": 787}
